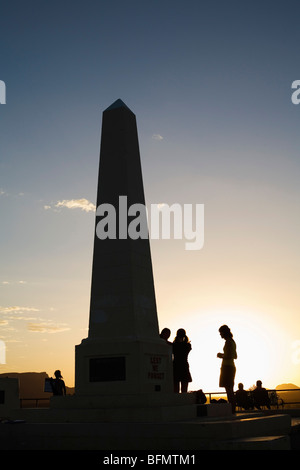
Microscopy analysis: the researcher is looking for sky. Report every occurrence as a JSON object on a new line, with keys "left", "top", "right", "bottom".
{"left": 0, "top": 0, "right": 300, "bottom": 393}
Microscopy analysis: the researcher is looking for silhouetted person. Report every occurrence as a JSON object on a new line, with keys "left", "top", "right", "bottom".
{"left": 50, "top": 370, "right": 66, "bottom": 396}
{"left": 195, "top": 389, "right": 207, "bottom": 404}
{"left": 160, "top": 328, "right": 172, "bottom": 345}
{"left": 172, "top": 328, "right": 192, "bottom": 393}
{"left": 217, "top": 325, "right": 237, "bottom": 413}
{"left": 235, "top": 383, "right": 252, "bottom": 410}
{"left": 252, "top": 380, "right": 270, "bottom": 410}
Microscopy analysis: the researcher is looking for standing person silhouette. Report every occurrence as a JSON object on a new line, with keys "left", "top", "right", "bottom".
{"left": 51, "top": 370, "right": 66, "bottom": 396}
{"left": 160, "top": 328, "right": 172, "bottom": 345}
{"left": 172, "top": 328, "right": 192, "bottom": 393}
{"left": 217, "top": 325, "right": 237, "bottom": 412}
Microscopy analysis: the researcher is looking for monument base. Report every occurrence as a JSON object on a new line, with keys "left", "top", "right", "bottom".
{"left": 75, "top": 337, "right": 174, "bottom": 396}
{"left": 13, "top": 393, "right": 231, "bottom": 423}
{"left": 49, "top": 392, "right": 197, "bottom": 422}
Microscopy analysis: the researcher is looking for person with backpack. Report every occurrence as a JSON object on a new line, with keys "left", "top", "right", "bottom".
{"left": 50, "top": 370, "right": 66, "bottom": 396}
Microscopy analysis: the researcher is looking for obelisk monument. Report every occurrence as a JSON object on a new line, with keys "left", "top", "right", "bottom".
{"left": 75, "top": 99, "right": 173, "bottom": 396}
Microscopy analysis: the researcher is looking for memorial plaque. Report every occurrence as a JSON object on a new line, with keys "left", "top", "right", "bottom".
{"left": 89, "top": 356, "right": 126, "bottom": 382}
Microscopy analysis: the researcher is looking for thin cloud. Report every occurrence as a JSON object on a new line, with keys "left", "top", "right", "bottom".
{"left": 0, "top": 190, "right": 24, "bottom": 198}
{"left": 8, "top": 316, "right": 38, "bottom": 321}
{"left": 0, "top": 306, "right": 70, "bottom": 337}
{"left": 45, "top": 198, "right": 96, "bottom": 213}
{"left": 1, "top": 280, "right": 27, "bottom": 286}
{"left": 27, "top": 322, "right": 70, "bottom": 334}
{"left": 152, "top": 134, "right": 164, "bottom": 141}
{"left": 0, "top": 306, "right": 40, "bottom": 325}
{"left": 0, "top": 306, "right": 39, "bottom": 314}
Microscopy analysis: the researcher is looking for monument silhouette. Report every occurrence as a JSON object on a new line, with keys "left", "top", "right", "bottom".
{"left": 75, "top": 99, "right": 173, "bottom": 397}
{"left": 0, "top": 101, "right": 292, "bottom": 450}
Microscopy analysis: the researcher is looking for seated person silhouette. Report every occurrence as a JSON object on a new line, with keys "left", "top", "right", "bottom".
{"left": 235, "top": 383, "right": 252, "bottom": 410}
{"left": 252, "top": 380, "right": 270, "bottom": 410}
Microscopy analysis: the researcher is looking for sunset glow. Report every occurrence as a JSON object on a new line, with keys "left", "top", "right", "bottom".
{"left": 1, "top": 1, "right": 300, "bottom": 397}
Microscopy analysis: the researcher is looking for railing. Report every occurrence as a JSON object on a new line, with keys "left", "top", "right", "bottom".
{"left": 20, "top": 398, "right": 50, "bottom": 408}
{"left": 19, "top": 389, "right": 300, "bottom": 409}
{"left": 205, "top": 389, "right": 300, "bottom": 409}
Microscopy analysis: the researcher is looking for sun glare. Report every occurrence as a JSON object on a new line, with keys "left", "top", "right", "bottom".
{"left": 166, "top": 308, "right": 284, "bottom": 393}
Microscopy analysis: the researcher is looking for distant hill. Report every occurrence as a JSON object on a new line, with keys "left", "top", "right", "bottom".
{"left": 275, "top": 384, "right": 300, "bottom": 406}
{"left": 0, "top": 372, "right": 75, "bottom": 399}
{"left": 276, "top": 383, "right": 300, "bottom": 390}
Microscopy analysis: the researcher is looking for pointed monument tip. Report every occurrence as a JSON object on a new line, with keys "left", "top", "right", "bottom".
{"left": 105, "top": 99, "right": 133, "bottom": 113}
{"left": 105, "top": 98, "right": 129, "bottom": 110}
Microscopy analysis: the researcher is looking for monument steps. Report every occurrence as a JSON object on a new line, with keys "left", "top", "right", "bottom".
{"left": 205, "top": 435, "right": 290, "bottom": 450}
{"left": 0, "top": 409, "right": 292, "bottom": 450}
{"left": 9, "top": 400, "right": 232, "bottom": 423}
